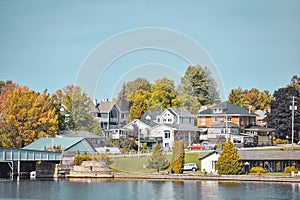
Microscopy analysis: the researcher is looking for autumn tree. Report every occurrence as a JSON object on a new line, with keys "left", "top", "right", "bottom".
{"left": 288, "top": 75, "right": 300, "bottom": 94}
{"left": 177, "top": 65, "right": 220, "bottom": 112}
{"left": 147, "top": 142, "right": 169, "bottom": 172}
{"left": 228, "top": 87, "right": 272, "bottom": 112}
{"left": 266, "top": 86, "right": 300, "bottom": 140}
{"left": 215, "top": 139, "right": 243, "bottom": 175}
{"left": 150, "top": 77, "right": 179, "bottom": 110}
{"left": 115, "top": 78, "right": 151, "bottom": 103}
{"left": 52, "top": 85, "right": 101, "bottom": 135}
{"left": 0, "top": 82, "right": 58, "bottom": 148}
{"left": 128, "top": 89, "right": 150, "bottom": 121}
{"left": 170, "top": 140, "right": 185, "bottom": 174}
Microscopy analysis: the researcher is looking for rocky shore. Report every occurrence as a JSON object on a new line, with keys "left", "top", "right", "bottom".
{"left": 114, "top": 173, "right": 300, "bottom": 183}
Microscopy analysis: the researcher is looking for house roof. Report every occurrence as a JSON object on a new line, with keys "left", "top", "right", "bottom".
{"left": 208, "top": 122, "right": 239, "bottom": 128}
{"left": 198, "top": 102, "right": 257, "bottom": 116}
{"left": 168, "top": 108, "right": 195, "bottom": 118}
{"left": 97, "top": 101, "right": 115, "bottom": 113}
{"left": 118, "top": 98, "right": 130, "bottom": 112}
{"left": 238, "top": 150, "right": 300, "bottom": 161}
{"left": 244, "top": 124, "right": 275, "bottom": 132}
{"left": 141, "top": 111, "right": 162, "bottom": 126}
{"left": 167, "top": 123, "right": 199, "bottom": 131}
{"left": 198, "top": 151, "right": 218, "bottom": 160}
{"left": 59, "top": 130, "right": 102, "bottom": 139}
{"left": 23, "top": 137, "right": 86, "bottom": 151}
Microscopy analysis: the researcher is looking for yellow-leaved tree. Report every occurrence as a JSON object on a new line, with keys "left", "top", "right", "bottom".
{"left": 0, "top": 81, "right": 58, "bottom": 148}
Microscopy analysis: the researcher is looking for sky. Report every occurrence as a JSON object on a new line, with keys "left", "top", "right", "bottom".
{"left": 1, "top": 0, "right": 300, "bottom": 101}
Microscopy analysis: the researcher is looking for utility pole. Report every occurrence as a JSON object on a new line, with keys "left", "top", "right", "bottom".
{"left": 290, "top": 96, "right": 297, "bottom": 147}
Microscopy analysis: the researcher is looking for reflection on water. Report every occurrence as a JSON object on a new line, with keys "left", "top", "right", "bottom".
{"left": 0, "top": 178, "right": 299, "bottom": 200}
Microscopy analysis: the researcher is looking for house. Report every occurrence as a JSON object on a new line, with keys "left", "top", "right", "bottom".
{"left": 157, "top": 108, "right": 195, "bottom": 125}
{"left": 23, "top": 137, "right": 97, "bottom": 154}
{"left": 91, "top": 99, "right": 122, "bottom": 137}
{"left": 197, "top": 102, "right": 274, "bottom": 146}
{"left": 198, "top": 151, "right": 220, "bottom": 173}
{"left": 147, "top": 124, "right": 177, "bottom": 150}
{"left": 199, "top": 150, "right": 300, "bottom": 173}
{"left": 58, "top": 130, "right": 106, "bottom": 148}
{"left": 238, "top": 150, "right": 300, "bottom": 172}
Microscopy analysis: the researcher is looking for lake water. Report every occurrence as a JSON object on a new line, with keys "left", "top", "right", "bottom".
{"left": 0, "top": 178, "right": 299, "bottom": 200}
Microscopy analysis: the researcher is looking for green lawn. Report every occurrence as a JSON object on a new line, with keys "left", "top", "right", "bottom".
{"left": 110, "top": 151, "right": 209, "bottom": 173}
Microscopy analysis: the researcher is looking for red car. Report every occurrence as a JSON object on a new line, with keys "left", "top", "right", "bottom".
{"left": 187, "top": 143, "right": 205, "bottom": 150}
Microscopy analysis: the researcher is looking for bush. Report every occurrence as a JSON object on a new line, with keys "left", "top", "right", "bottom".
{"left": 284, "top": 166, "right": 298, "bottom": 173}
{"left": 94, "top": 153, "right": 112, "bottom": 165}
{"left": 250, "top": 166, "right": 267, "bottom": 173}
{"left": 74, "top": 152, "right": 92, "bottom": 166}
{"left": 273, "top": 138, "right": 287, "bottom": 144}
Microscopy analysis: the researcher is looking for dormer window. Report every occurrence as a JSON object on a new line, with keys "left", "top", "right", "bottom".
{"left": 213, "top": 108, "right": 223, "bottom": 114}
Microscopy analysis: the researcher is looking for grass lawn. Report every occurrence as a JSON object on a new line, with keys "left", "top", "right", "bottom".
{"left": 249, "top": 172, "right": 291, "bottom": 177}
{"left": 110, "top": 151, "right": 210, "bottom": 173}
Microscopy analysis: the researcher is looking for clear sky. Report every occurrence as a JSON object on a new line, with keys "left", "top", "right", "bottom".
{"left": 1, "top": 0, "right": 299, "bottom": 101}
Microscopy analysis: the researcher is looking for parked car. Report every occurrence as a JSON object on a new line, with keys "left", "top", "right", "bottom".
{"left": 201, "top": 141, "right": 217, "bottom": 150}
{"left": 184, "top": 163, "right": 199, "bottom": 171}
{"left": 187, "top": 143, "right": 205, "bottom": 150}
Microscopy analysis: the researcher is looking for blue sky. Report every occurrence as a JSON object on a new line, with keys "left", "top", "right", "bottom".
{"left": 1, "top": 0, "right": 300, "bottom": 101}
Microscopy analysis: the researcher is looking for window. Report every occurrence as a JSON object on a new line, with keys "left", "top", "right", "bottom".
{"left": 227, "top": 117, "right": 232, "bottom": 122}
{"left": 201, "top": 117, "right": 206, "bottom": 125}
{"left": 212, "top": 117, "right": 217, "bottom": 123}
{"left": 165, "top": 143, "right": 169, "bottom": 147}
{"left": 164, "top": 130, "right": 170, "bottom": 139}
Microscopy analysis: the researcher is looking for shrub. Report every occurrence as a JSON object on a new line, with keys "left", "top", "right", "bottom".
{"left": 74, "top": 152, "right": 92, "bottom": 166}
{"left": 250, "top": 166, "right": 267, "bottom": 173}
{"left": 120, "top": 148, "right": 131, "bottom": 153}
{"left": 273, "top": 138, "right": 287, "bottom": 144}
{"left": 284, "top": 166, "right": 298, "bottom": 173}
{"left": 94, "top": 153, "right": 112, "bottom": 165}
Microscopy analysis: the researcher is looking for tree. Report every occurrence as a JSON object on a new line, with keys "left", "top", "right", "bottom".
{"left": 0, "top": 83, "right": 58, "bottom": 148}
{"left": 215, "top": 139, "right": 243, "bottom": 175}
{"left": 128, "top": 89, "right": 151, "bottom": 121}
{"left": 228, "top": 87, "right": 272, "bottom": 112}
{"left": 266, "top": 86, "right": 300, "bottom": 140}
{"left": 289, "top": 75, "right": 300, "bottom": 94}
{"left": 52, "top": 85, "right": 102, "bottom": 135}
{"left": 177, "top": 65, "right": 220, "bottom": 111}
{"left": 115, "top": 78, "right": 151, "bottom": 103}
{"left": 150, "top": 77, "right": 179, "bottom": 110}
{"left": 170, "top": 140, "right": 185, "bottom": 174}
{"left": 147, "top": 142, "right": 169, "bottom": 172}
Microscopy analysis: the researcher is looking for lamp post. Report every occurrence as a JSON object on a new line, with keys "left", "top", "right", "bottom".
{"left": 134, "top": 120, "right": 140, "bottom": 158}
{"left": 289, "top": 96, "right": 297, "bottom": 147}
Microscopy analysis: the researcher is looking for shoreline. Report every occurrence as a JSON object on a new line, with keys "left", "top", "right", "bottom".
{"left": 113, "top": 173, "right": 300, "bottom": 183}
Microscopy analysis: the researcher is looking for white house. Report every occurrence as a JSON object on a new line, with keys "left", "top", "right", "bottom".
{"left": 199, "top": 151, "right": 220, "bottom": 173}
{"left": 123, "top": 119, "right": 151, "bottom": 138}
{"left": 148, "top": 124, "right": 177, "bottom": 150}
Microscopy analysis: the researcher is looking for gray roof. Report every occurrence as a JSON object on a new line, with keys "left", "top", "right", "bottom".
{"left": 169, "top": 108, "right": 195, "bottom": 118}
{"left": 141, "top": 111, "right": 162, "bottom": 126}
{"left": 208, "top": 122, "right": 239, "bottom": 128}
{"left": 59, "top": 130, "right": 102, "bottom": 139}
{"left": 238, "top": 150, "right": 300, "bottom": 161}
{"left": 167, "top": 123, "right": 199, "bottom": 131}
{"left": 118, "top": 99, "right": 130, "bottom": 112}
{"left": 244, "top": 124, "right": 275, "bottom": 132}
{"left": 198, "top": 102, "right": 257, "bottom": 116}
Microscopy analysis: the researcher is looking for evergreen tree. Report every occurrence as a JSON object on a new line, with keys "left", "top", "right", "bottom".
{"left": 147, "top": 142, "right": 169, "bottom": 172}
{"left": 170, "top": 140, "right": 185, "bottom": 174}
{"left": 215, "top": 139, "right": 243, "bottom": 175}
{"left": 266, "top": 86, "right": 300, "bottom": 140}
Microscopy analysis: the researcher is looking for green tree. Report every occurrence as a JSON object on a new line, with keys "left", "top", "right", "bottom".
{"left": 0, "top": 84, "right": 58, "bottom": 148}
{"left": 215, "top": 139, "right": 243, "bottom": 175}
{"left": 150, "top": 77, "right": 179, "bottom": 110}
{"left": 147, "top": 142, "right": 169, "bottom": 172}
{"left": 170, "top": 140, "right": 185, "bottom": 174}
{"left": 177, "top": 65, "right": 220, "bottom": 111}
{"left": 288, "top": 75, "right": 300, "bottom": 94}
{"left": 52, "top": 85, "right": 102, "bottom": 135}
